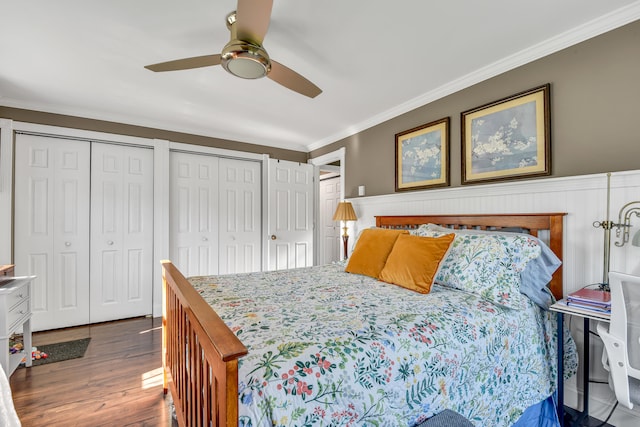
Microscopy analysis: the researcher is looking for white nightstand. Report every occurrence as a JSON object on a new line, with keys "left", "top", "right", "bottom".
{"left": 0, "top": 276, "right": 36, "bottom": 376}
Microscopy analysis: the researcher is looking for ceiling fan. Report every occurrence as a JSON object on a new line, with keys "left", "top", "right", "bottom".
{"left": 144, "top": 0, "right": 322, "bottom": 98}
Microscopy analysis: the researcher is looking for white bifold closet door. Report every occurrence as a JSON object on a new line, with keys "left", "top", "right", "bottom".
{"left": 15, "top": 134, "right": 154, "bottom": 331}
{"left": 89, "top": 143, "right": 154, "bottom": 323}
{"left": 218, "top": 157, "right": 262, "bottom": 274}
{"left": 169, "top": 152, "right": 219, "bottom": 277}
{"left": 169, "top": 152, "right": 261, "bottom": 277}
{"left": 15, "top": 134, "right": 91, "bottom": 330}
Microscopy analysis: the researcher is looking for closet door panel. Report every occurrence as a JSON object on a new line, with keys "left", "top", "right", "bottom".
{"left": 26, "top": 175, "right": 51, "bottom": 315}
{"left": 90, "top": 143, "right": 153, "bottom": 323}
{"left": 218, "top": 158, "right": 261, "bottom": 274}
{"left": 267, "top": 159, "right": 314, "bottom": 270}
{"left": 91, "top": 148, "right": 123, "bottom": 314}
{"left": 123, "top": 155, "right": 151, "bottom": 307}
{"left": 99, "top": 250, "right": 118, "bottom": 303}
{"left": 28, "top": 254, "right": 49, "bottom": 313}
{"left": 169, "top": 152, "right": 219, "bottom": 276}
{"left": 14, "top": 134, "right": 91, "bottom": 331}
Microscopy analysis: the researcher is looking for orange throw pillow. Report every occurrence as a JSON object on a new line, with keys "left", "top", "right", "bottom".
{"left": 379, "top": 233, "right": 455, "bottom": 294}
{"left": 345, "top": 228, "right": 409, "bottom": 278}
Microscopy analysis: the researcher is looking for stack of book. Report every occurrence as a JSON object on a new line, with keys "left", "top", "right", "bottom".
{"left": 566, "top": 287, "right": 611, "bottom": 313}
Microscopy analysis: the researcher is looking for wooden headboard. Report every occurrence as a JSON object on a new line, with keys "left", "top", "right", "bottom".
{"left": 375, "top": 213, "right": 567, "bottom": 300}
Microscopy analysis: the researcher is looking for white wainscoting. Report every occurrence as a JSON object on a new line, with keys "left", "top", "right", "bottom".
{"left": 348, "top": 170, "right": 640, "bottom": 425}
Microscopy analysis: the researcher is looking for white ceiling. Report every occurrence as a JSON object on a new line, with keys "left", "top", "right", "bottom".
{"left": 1, "top": 1, "right": 639, "bottom": 153}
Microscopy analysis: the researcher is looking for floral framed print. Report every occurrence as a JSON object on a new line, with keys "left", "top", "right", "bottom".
{"left": 395, "top": 117, "right": 449, "bottom": 192}
{"left": 461, "top": 84, "right": 551, "bottom": 185}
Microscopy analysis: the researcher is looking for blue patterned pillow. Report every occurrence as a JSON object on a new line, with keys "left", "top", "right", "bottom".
{"left": 416, "top": 223, "right": 561, "bottom": 309}
{"left": 411, "top": 225, "right": 541, "bottom": 309}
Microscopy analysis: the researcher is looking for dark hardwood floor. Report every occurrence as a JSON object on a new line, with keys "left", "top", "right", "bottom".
{"left": 9, "top": 317, "right": 173, "bottom": 427}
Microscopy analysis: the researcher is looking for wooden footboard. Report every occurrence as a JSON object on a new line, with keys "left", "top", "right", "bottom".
{"left": 162, "top": 261, "right": 248, "bottom": 427}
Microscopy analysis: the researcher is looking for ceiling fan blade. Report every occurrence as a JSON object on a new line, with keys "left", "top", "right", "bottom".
{"left": 268, "top": 60, "right": 322, "bottom": 98}
{"left": 145, "top": 54, "right": 222, "bottom": 72}
{"left": 235, "top": 0, "right": 273, "bottom": 45}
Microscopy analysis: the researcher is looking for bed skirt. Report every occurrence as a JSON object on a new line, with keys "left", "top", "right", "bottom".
{"left": 512, "top": 395, "right": 559, "bottom": 426}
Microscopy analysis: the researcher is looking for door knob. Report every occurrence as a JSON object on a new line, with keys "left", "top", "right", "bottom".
{"left": 270, "top": 235, "right": 277, "bottom": 240}
{"left": 65, "top": 242, "right": 71, "bottom": 247}
{"left": 202, "top": 236, "right": 208, "bottom": 242}
{"left": 107, "top": 241, "right": 114, "bottom": 245}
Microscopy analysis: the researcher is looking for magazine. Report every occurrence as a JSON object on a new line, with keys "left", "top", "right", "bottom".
{"left": 553, "top": 300, "right": 611, "bottom": 320}
{"left": 565, "top": 299, "right": 611, "bottom": 313}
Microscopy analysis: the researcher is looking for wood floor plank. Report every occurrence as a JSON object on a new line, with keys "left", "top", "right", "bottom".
{"left": 9, "top": 317, "right": 173, "bottom": 427}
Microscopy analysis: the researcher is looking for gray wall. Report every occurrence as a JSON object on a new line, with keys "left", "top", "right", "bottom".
{"left": 311, "top": 20, "right": 640, "bottom": 198}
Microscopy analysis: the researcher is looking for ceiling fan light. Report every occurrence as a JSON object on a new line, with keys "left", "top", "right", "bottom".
{"left": 221, "top": 41, "right": 271, "bottom": 79}
{"left": 226, "top": 56, "right": 269, "bottom": 79}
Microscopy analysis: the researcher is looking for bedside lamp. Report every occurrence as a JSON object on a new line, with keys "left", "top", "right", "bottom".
{"left": 593, "top": 173, "right": 640, "bottom": 289}
{"left": 333, "top": 201, "right": 357, "bottom": 259}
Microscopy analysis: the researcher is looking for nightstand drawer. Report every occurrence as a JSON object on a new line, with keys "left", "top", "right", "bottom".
{"left": 7, "top": 299, "right": 30, "bottom": 330}
{"left": 7, "top": 299, "right": 30, "bottom": 328}
{"left": 6, "top": 284, "right": 29, "bottom": 310}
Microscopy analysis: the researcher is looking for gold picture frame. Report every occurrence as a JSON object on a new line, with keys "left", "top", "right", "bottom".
{"left": 461, "top": 84, "right": 551, "bottom": 185}
{"left": 395, "top": 117, "right": 450, "bottom": 191}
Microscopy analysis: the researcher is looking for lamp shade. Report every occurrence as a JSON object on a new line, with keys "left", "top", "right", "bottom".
{"left": 333, "top": 201, "right": 357, "bottom": 222}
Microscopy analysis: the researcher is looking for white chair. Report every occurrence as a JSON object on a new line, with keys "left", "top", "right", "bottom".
{"left": 596, "top": 271, "right": 640, "bottom": 409}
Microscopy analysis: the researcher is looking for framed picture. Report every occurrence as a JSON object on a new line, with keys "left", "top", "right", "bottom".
{"left": 395, "top": 117, "right": 449, "bottom": 191}
{"left": 461, "top": 84, "right": 551, "bottom": 185}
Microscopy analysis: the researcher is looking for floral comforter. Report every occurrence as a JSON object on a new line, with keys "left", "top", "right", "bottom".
{"left": 189, "top": 262, "right": 577, "bottom": 427}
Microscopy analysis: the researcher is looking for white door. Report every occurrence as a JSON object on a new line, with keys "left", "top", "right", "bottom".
{"left": 318, "top": 176, "right": 341, "bottom": 265}
{"left": 169, "top": 152, "right": 219, "bottom": 277}
{"left": 218, "top": 158, "right": 262, "bottom": 274}
{"left": 90, "top": 143, "right": 154, "bottom": 322}
{"left": 14, "top": 134, "right": 91, "bottom": 331}
{"left": 267, "top": 159, "right": 314, "bottom": 270}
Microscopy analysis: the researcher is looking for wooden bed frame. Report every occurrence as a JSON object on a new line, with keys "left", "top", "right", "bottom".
{"left": 161, "top": 212, "right": 567, "bottom": 426}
